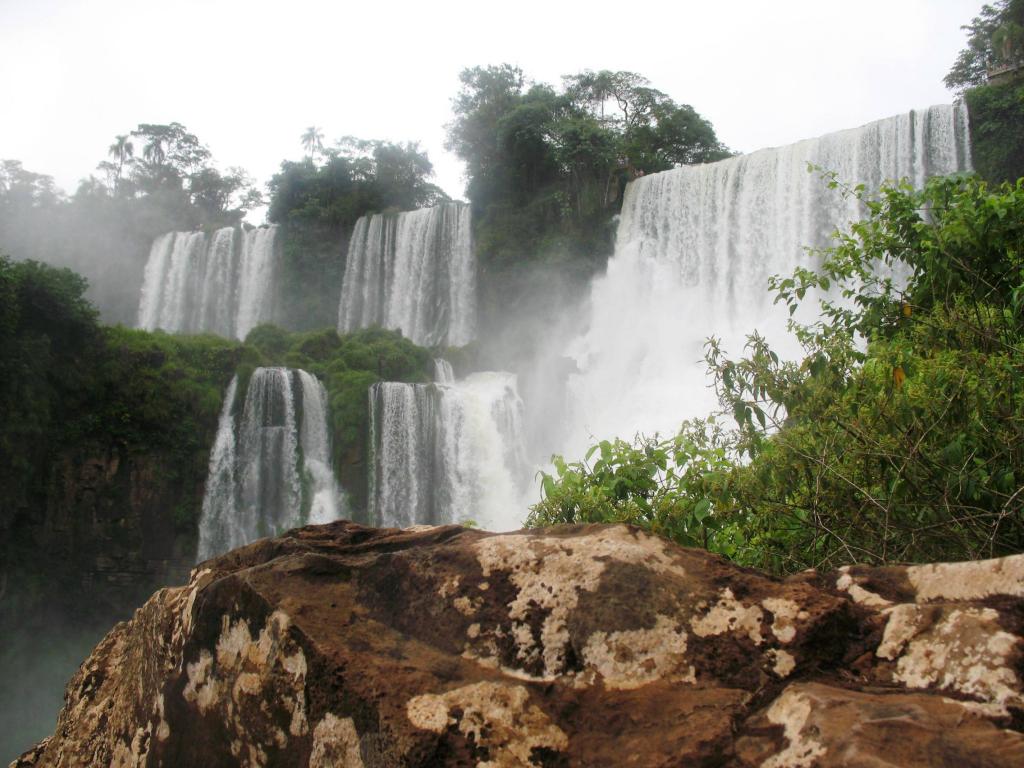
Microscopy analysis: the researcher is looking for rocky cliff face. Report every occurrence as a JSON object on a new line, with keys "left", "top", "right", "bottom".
{"left": 3, "top": 445, "right": 200, "bottom": 629}
{"left": 13, "top": 522, "right": 1024, "bottom": 767}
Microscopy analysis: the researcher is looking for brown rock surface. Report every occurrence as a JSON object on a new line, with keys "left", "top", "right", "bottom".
{"left": 13, "top": 522, "right": 1024, "bottom": 767}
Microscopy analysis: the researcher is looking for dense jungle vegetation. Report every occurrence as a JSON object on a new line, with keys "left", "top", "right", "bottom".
{"left": 0, "top": 255, "right": 242, "bottom": 536}
{"left": 445, "top": 65, "right": 732, "bottom": 333}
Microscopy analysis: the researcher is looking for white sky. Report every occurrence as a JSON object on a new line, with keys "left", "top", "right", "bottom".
{"left": 0, "top": 0, "right": 981, "bottom": 221}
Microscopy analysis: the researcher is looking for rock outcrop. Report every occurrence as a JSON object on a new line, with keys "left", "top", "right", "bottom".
{"left": 14, "top": 522, "right": 1024, "bottom": 767}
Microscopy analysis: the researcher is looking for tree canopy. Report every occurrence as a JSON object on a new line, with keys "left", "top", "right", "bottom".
{"left": 447, "top": 65, "right": 730, "bottom": 212}
{"left": 945, "top": 0, "right": 1024, "bottom": 91}
{"left": 445, "top": 65, "right": 730, "bottom": 272}
{"left": 267, "top": 137, "right": 447, "bottom": 229}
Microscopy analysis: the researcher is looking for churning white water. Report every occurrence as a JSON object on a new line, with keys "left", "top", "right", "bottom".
{"left": 196, "top": 367, "right": 342, "bottom": 560}
{"left": 338, "top": 202, "right": 476, "bottom": 346}
{"left": 298, "top": 369, "right": 342, "bottom": 525}
{"left": 434, "top": 358, "right": 456, "bottom": 384}
{"left": 368, "top": 372, "right": 528, "bottom": 531}
{"left": 560, "top": 103, "right": 972, "bottom": 459}
{"left": 136, "top": 225, "right": 277, "bottom": 340}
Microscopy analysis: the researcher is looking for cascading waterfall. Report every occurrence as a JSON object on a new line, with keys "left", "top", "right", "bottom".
{"left": 298, "top": 369, "right": 342, "bottom": 524}
{"left": 196, "top": 367, "right": 342, "bottom": 561}
{"left": 559, "top": 103, "right": 973, "bottom": 459}
{"left": 197, "top": 376, "right": 239, "bottom": 561}
{"left": 136, "top": 225, "right": 277, "bottom": 340}
{"left": 368, "top": 371, "right": 528, "bottom": 530}
{"left": 434, "top": 358, "right": 455, "bottom": 384}
{"left": 338, "top": 202, "right": 476, "bottom": 346}
{"left": 235, "top": 227, "right": 279, "bottom": 341}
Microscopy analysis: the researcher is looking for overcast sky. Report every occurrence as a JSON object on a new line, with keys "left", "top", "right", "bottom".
{"left": 0, "top": 0, "right": 981, "bottom": 220}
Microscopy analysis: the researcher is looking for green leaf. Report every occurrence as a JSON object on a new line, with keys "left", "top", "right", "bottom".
{"left": 692, "top": 497, "right": 711, "bottom": 522}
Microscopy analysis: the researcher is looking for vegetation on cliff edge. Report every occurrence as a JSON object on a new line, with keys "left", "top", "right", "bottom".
{"left": 530, "top": 174, "right": 1024, "bottom": 572}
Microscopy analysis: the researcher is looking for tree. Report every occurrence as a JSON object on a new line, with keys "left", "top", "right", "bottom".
{"left": 301, "top": 126, "right": 325, "bottom": 163}
{"left": 446, "top": 65, "right": 529, "bottom": 204}
{"left": 105, "top": 135, "right": 134, "bottom": 194}
{"left": 445, "top": 65, "right": 730, "bottom": 270}
{"left": 945, "top": 0, "right": 1024, "bottom": 91}
{"left": 267, "top": 137, "right": 446, "bottom": 228}
{"left": 130, "top": 123, "right": 212, "bottom": 195}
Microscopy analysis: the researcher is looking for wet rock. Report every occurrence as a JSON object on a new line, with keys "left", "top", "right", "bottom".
{"left": 13, "top": 523, "right": 1024, "bottom": 767}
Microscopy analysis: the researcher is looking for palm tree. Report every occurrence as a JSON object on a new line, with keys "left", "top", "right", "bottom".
{"left": 301, "top": 126, "right": 324, "bottom": 163}
{"left": 107, "top": 134, "right": 134, "bottom": 193}
{"left": 142, "top": 135, "right": 166, "bottom": 166}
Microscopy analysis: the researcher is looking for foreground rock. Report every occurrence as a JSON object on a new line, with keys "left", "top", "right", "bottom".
{"left": 14, "top": 522, "right": 1024, "bottom": 767}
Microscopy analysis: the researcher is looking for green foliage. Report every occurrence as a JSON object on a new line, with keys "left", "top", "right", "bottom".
{"left": 945, "top": 0, "right": 1024, "bottom": 92}
{"left": 0, "top": 256, "right": 242, "bottom": 532}
{"left": 266, "top": 139, "right": 447, "bottom": 229}
{"left": 93, "top": 327, "right": 242, "bottom": 457}
{"left": 446, "top": 65, "right": 731, "bottom": 274}
{"left": 965, "top": 80, "right": 1024, "bottom": 183}
{"left": 529, "top": 425, "right": 747, "bottom": 558}
{"left": 0, "top": 256, "right": 100, "bottom": 499}
{"left": 530, "top": 174, "right": 1024, "bottom": 572}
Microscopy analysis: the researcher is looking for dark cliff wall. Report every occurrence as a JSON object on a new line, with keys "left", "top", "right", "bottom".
{"left": 0, "top": 443, "right": 214, "bottom": 763}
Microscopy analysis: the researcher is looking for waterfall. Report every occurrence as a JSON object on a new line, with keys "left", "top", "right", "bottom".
{"left": 368, "top": 382, "right": 436, "bottom": 528}
{"left": 298, "top": 369, "right": 342, "bottom": 524}
{"left": 235, "top": 226, "right": 279, "bottom": 341}
{"left": 196, "top": 376, "right": 239, "bottom": 562}
{"left": 136, "top": 225, "right": 277, "bottom": 340}
{"left": 368, "top": 372, "right": 527, "bottom": 530}
{"left": 196, "top": 367, "right": 343, "bottom": 561}
{"left": 338, "top": 202, "right": 476, "bottom": 347}
{"left": 560, "top": 103, "right": 973, "bottom": 458}
{"left": 434, "top": 358, "right": 455, "bottom": 383}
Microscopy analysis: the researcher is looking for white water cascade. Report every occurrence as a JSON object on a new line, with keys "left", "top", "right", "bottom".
{"left": 559, "top": 103, "right": 973, "bottom": 459}
{"left": 434, "top": 358, "right": 455, "bottom": 384}
{"left": 368, "top": 371, "right": 528, "bottom": 530}
{"left": 196, "top": 367, "right": 342, "bottom": 561}
{"left": 137, "top": 225, "right": 278, "bottom": 340}
{"left": 338, "top": 202, "right": 476, "bottom": 346}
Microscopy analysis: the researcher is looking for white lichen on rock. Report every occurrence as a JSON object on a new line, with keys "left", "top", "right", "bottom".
{"left": 182, "top": 609, "right": 310, "bottom": 764}
{"left": 761, "top": 688, "right": 828, "bottom": 768}
{"left": 473, "top": 526, "right": 686, "bottom": 677}
{"left": 875, "top": 604, "right": 926, "bottom": 661}
{"left": 406, "top": 682, "right": 567, "bottom": 767}
{"left": 183, "top": 650, "right": 218, "bottom": 712}
{"left": 878, "top": 604, "right": 1023, "bottom": 714}
{"left": 310, "top": 713, "right": 364, "bottom": 768}
{"left": 905, "top": 554, "right": 1024, "bottom": 602}
{"left": 761, "top": 598, "right": 808, "bottom": 644}
{"left": 690, "top": 588, "right": 764, "bottom": 644}
{"left": 835, "top": 568, "right": 893, "bottom": 608}
{"left": 580, "top": 615, "right": 695, "bottom": 689}
{"left": 767, "top": 649, "right": 796, "bottom": 678}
